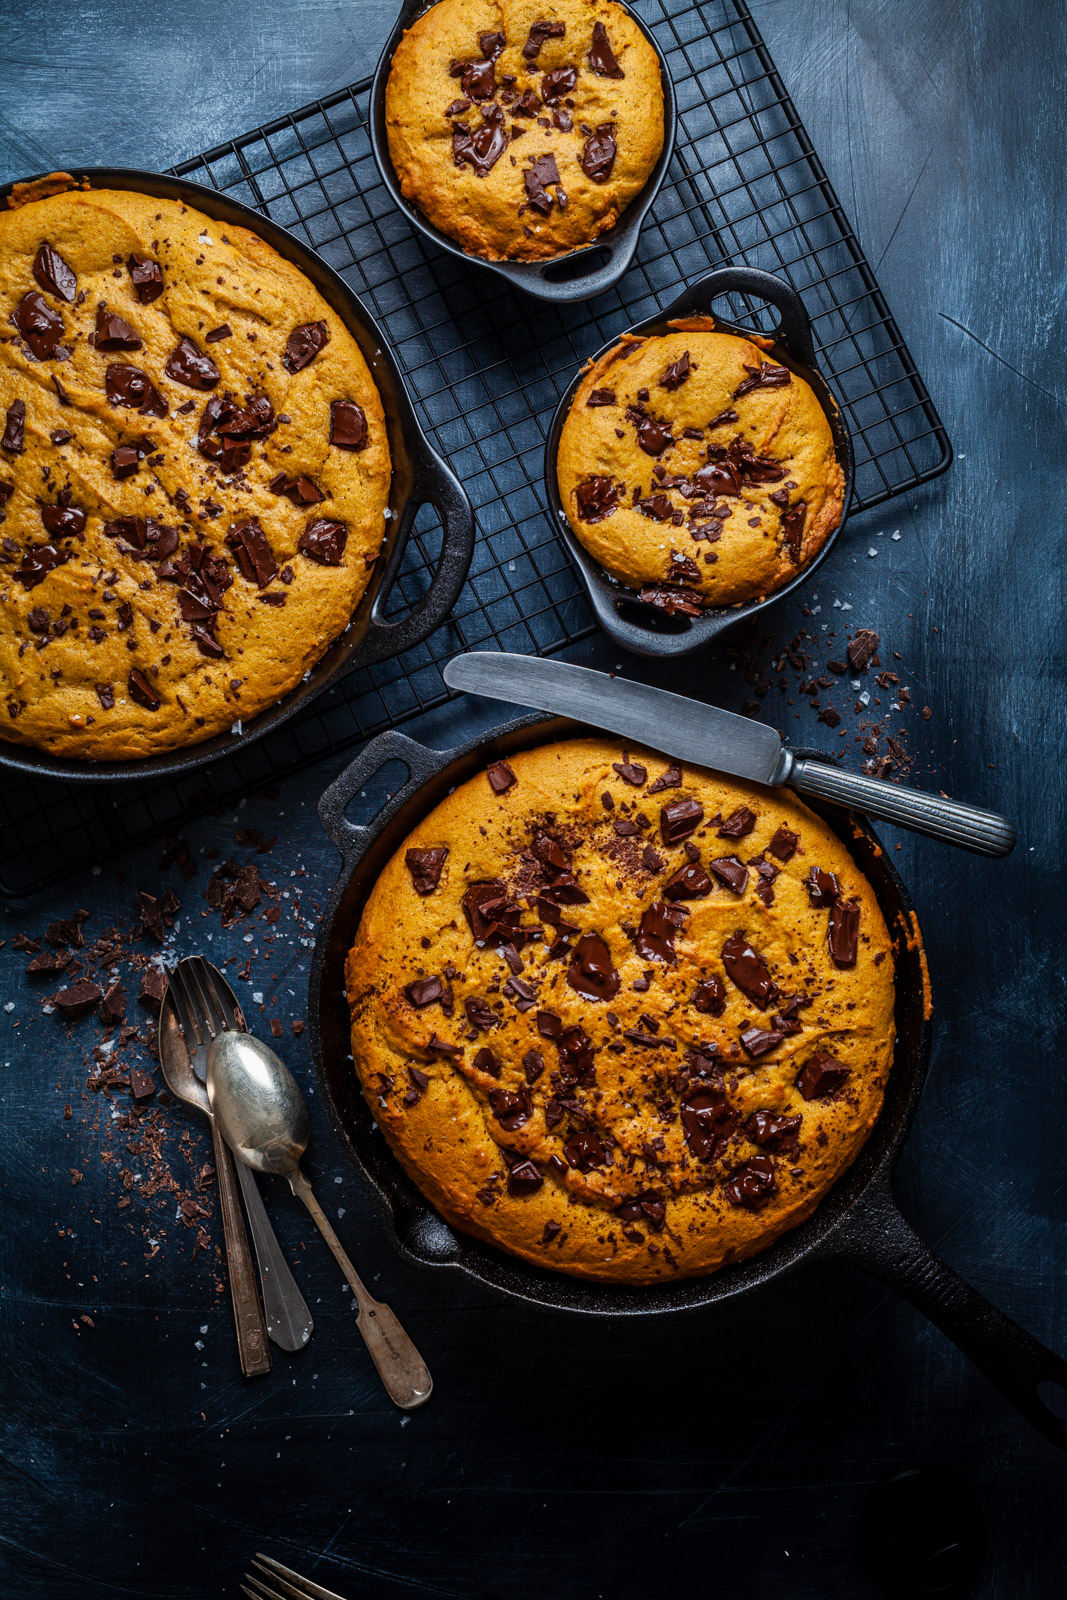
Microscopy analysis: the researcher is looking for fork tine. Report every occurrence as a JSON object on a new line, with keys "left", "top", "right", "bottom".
{"left": 193, "top": 955, "right": 239, "bottom": 1032}
{"left": 251, "top": 1554, "right": 350, "bottom": 1600}
{"left": 185, "top": 958, "right": 223, "bottom": 1039}
{"left": 241, "top": 1584, "right": 276, "bottom": 1600}
{"left": 165, "top": 963, "right": 201, "bottom": 1046}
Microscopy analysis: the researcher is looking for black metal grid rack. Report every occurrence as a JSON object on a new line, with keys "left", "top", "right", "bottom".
{"left": 0, "top": 0, "right": 950, "bottom": 898}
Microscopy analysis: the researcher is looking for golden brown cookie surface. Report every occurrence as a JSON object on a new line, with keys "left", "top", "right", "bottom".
{"left": 385, "top": 0, "right": 664, "bottom": 261}
{"left": 346, "top": 737, "right": 895, "bottom": 1284}
{"left": 556, "top": 320, "right": 845, "bottom": 612}
{"left": 0, "top": 187, "right": 391, "bottom": 760}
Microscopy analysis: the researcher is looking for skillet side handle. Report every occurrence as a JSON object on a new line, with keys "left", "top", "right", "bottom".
{"left": 317, "top": 730, "right": 447, "bottom": 869}
{"left": 345, "top": 449, "right": 475, "bottom": 673}
{"left": 673, "top": 265, "right": 819, "bottom": 367}
{"left": 828, "top": 1176, "right": 1067, "bottom": 1449}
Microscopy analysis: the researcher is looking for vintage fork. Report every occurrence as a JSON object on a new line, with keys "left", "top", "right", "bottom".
{"left": 167, "top": 958, "right": 313, "bottom": 1354}
{"left": 242, "top": 1552, "right": 349, "bottom": 1600}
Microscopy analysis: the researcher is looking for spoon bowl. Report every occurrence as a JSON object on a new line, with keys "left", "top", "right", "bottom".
{"left": 207, "top": 1031, "right": 309, "bottom": 1179}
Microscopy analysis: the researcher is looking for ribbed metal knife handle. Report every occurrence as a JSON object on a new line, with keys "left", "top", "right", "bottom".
{"left": 789, "top": 757, "right": 1016, "bottom": 857}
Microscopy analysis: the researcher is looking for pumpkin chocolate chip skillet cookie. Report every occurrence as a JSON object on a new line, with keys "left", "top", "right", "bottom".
{"left": 0, "top": 183, "right": 391, "bottom": 760}
{"left": 346, "top": 736, "right": 895, "bottom": 1284}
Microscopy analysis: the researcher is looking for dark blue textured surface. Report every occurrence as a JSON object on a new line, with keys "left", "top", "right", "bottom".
{"left": 1, "top": 1, "right": 1065, "bottom": 1595}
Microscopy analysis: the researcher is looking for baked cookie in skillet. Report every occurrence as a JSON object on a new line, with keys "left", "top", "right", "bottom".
{"left": 346, "top": 736, "right": 895, "bottom": 1285}
{"left": 385, "top": 0, "right": 664, "bottom": 261}
{"left": 0, "top": 182, "right": 390, "bottom": 760}
{"left": 556, "top": 319, "right": 845, "bottom": 614}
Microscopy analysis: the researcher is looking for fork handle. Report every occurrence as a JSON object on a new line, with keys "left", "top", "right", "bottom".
{"left": 290, "top": 1170, "right": 432, "bottom": 1409}
{"left": 235, "top": 1159, "right": 314, "bottom": 1353}
{"left": 212, "top": 1119, "right": 272, "bottom": 1377}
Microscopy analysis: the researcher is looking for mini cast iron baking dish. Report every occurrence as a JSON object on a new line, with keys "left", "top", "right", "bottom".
{"left": 310, "top": 714, "right": 1067, "bottom": 1448}
{"left": 544, "top": 264, "right": 855, "bottom": 656}
{"left": 0, "top": 166, "right": 475, "bottom": 784}
{"left": 370, "top": 0, "right": 677, "bottom": 304}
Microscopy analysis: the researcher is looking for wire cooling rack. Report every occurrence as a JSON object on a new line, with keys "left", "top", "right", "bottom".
{"left": 0, "top": 0, "right": 950, "bottom": 898}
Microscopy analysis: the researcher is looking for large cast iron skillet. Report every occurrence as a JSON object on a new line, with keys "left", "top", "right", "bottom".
{"left": 369, "top": 0, "right": 677, "bottom": 304}
{"left": 310, "top": 713, "right": 1067, "bottom": 1447}
{"left": 545, "top": 264, "right": 858, "bottom": 657}
{"left": 0, "top": 166, "right": 475, "bottom": 783}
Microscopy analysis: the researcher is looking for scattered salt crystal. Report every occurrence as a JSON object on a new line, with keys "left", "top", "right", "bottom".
{"left": 867, "top": 547, "right": 878, "bottom": 557}
{"left": 194, "top": 1340, "right": 204, "bottom": 1351}
{"left": 891, "top": 531, "right": 902, "bottom": 541}
{"left": 230, "top": 721, "right": 243, "bottom": 735}
{"left": 252, "top": 991, "right": 263, "bottom": 1004}
{"left": 3, "top": 1002, "right": 13, "bottom": 1014}
{"left": 200, "top": 1324, "right": 208, "bottom": 1334}
{"left": 859, "top": 690, "right": 870, "bottom": 706}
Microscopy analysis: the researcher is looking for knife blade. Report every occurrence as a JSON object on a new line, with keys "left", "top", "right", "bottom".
{"left": 442, "top": 652, "right": 1016, "bottom": 858}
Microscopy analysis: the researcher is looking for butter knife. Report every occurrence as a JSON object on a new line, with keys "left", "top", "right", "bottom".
{"left": 443, "top": 653, "right": 1016, "bottom": 858}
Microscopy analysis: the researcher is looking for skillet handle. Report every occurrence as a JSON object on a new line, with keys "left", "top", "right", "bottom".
{"left": 317, "top": 730, "right": 447, "bottom": 868}
{"left": 671, "top": 265, "right": 818, "bottom": 367}
{"left": 344, "top": 447, "right": 474, "bottom": 673}
{"left": 827, "top": 1175, "right": 1067, "bottom": 1449}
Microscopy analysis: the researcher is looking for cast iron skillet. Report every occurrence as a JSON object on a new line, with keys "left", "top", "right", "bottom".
{"left": 544, "top": 264, "right": 856, "bottom": 657}
{"left": 310, "top": 714, "right": 1067, "bottom": 1448}
{"left": 369, "top": 0, "right": 677, "bottom": 304}
{"left": 0, "top": 166, "right": 475, "bottom": 784}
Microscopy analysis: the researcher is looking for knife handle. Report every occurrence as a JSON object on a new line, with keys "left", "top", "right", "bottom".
{"left": 788, "top": 757, "right": 1016, "bottom": 858}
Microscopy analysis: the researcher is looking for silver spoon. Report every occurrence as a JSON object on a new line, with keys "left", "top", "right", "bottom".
{"left": 205, "top": 1031, "right": 432, "bottom": 1410}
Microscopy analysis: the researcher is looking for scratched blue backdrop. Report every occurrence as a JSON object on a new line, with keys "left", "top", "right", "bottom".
{"left": 0, "top": 1, "right": 1065, "bottom": 1596}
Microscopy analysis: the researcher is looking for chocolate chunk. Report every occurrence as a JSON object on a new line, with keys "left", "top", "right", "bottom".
{"left": 226, "top": 519, "right": 278, "bottom": 587}
{"left": 405, "top": 846, "right": 447, "bottom": 895}
{"left": 634, "top": 492, "right": 674, "bottom": 522}
{"left": 721, "top": 933, "right": 776, "bottom": 1007}
{"left": 487, "top": 1086, "right": 532, "bottom": 1130}
{"left": 635, "top": 899, "right": 686, "bottom": 964}
{"left": 479, "top": 29, "right": 506, "bottom": 58}
{"left": 105, "top": 363, "right": 168, "bottom": 416}
{"left": 807, "top": 866, "right": 841, "bottom": 908}
{"left": 26, "top": 950, "right": 70, "bottom": 975}
{"left": 523, "top": 152, "right": 562, "bottom": 214}
{"left": 847, "top": 629, "right": 880, "bottom": 673}
{"left": 462, "top": 881, "right": 526, "bottom": 948}
{"left": 718, "top": 806, "right": 756, "bottom": 839}
{"left": 660, "top": 797, "right": 703, "bottom": 845}
{"left": 633, "top": 412, "right": 673, "bottom": 455}
{"left": 464, "top": 996, "right": 498, "bottom": 1032}
{"left": 283, "top": 320, "right": 329, "bottom": 373}
{"left": 640, "top": 584, "right": 703, "bottom": 617}
{"left": 722, "top": 1154, "right": 777, "bottom": 1209}
{"left": 33, "top": 242, "right": 78, "bottom": 301}
{"left": 797, "top": 1050, "right": 850, "bottom": 1100}
{"left": 2, "top": 399, "right": 26, "bottom": 453}
{"left": 581, "top": 125, "right": 617, "bottom": 182}
{"left": 329, "top": 399, "right": 368, "bottom": 450}
{"left": 269, "top": 473, "right": 324, "bottom": 506}
{"left": 54, "top": 980, "right": 105, "bottom": 1019}
{"left": 587, "top": 387, "right": 616, "bottom": 406}
{"left": 613, "top": 756, "right": 646, "bottom": 786}
{"left": 164, "top": 336, "right": 220, "bottom": 390}
{"left": 218, "top": 395, "right": 275, "bottom": 440}
{"left": 767, "top": 825, "right": 799, "bottom": 862}
{"left": 486, "top": 760, "right": 517, "bottom": 793}
{"left": 138, "top": 967, "right": 166, "bottom": 1015}
{"left": 130, "top": 1068, "right": 156, "bottom": 1101}
{"left": 95, "top": 683, "right": 115, "bottom": 710}
{"left": 739, "top": 1025, "right": 783, "bottom": 1059}
{"left": 680, "top": 1077, "right": 736, "bottom": 1160}
{"left": 567, "top": 932, "right": 619, "bottom": 1001}
{"left": 299, "top": 517, "right": 348, "bottom": 566}
{"left": 14, "top": 292, "right": 64, "bottom": 359}
{"left": 507, "top": 1159, "right": 543, "bottom": 1197}
{"left": 522, "top": 1050, "right": 545, "bottom": 1085}
{"left": 127, "top": 254, "right": 164, "bottom": 303}
{"left": 110, "top": 444, "right": 141, "bottom": 479}
{"left": 94, "top": 307, "right": 141, "bottom": 350}
{"left": 128, "top": 668, "right": 161, "bottom": 710}
{"left": 451, "top": 55, "right": 497, "bottom": 99}
{"left": 523, "top": 19, "right": 565, "bottom": 59}
{"left": 589, "top": 19, "right": 624, "bottom": 77}
{"left": 745, "top": 1110, "right": 802, "bottom": 1153}
{"left": 828, "top": 898, "right": 860, "bottom": 967}
{"left": 405, "top": 976, "right": 445, "bottom": 1008}
{"left": 511, "top": 87, "right": 542, "bottom": 116}
{"left": 541, "top": 65, "right": 578, "bottom": 103}
{"left": 99, "top": 982, "right": 127, "bottom": 1026}
{"left": 647, "top": 766, "right": 681, "bottom": 794}
{"left": 668, "top": 552, "right": 701, "bottom": 585}
{"left": 563, "top": 1129, "right": 606, "bottom": 1172}
{"left": 41, "top": 502, "right": 86, "bottom": 537}
{"left": 660, "top": 352, "right": 691, "bottom": 391}
{"left": 734, "top": 363, "right": 792, "bottom": 399}
{"left": 691, "top": 975, "right": 726, "bottom": 1015}
{"left": 663, "top": 860, "right": 713, "bottom": 899}
{"left": 205, "top": 324, "right": 231, "bottom": 343}
{"left": 452, "top": 104, "right": 509, "bottom": 176}
{"left": 472, "top": 1046, "right": 500, "bottom": 1076}
{"left": 575, "top": 476, "right": 620, "bottom": 522}
{"left": 781, "top": 499, "right": 806, "bottom": 562}
{"left": 16, "top": 542, "right": 70, "bottom": 589}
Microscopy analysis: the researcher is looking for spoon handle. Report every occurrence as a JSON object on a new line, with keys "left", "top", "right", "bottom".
{"left": 234, "top": 1159, "right": 315, "bottom": 1353}
{"left": 212, "top": 1118, "right": 272, "bottom": 1378}
{"left": 291, "top": 1170, "right": 432, "bottom": 1409}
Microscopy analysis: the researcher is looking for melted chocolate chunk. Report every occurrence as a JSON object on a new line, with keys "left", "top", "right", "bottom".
{"left": 575, "top": 476, "right": 619, "bottom": 522}
{"left": 472, "top": 1046, "right": 500, "bottom": 1077}
{"left": 462, "top": 881, "right": 526, "bottom": 948}
{"left": 722, "top": 1153, "right": 777, "bottom": 1209}
{"left": 745, "top": 1110, "right": 802, "bottom": 1152}
{"left": 567, "top": 932, "right": 619, "bottom": 1001}
{"left": 452, "top": 104, "right": 509, "bottom": 176}
{"left": 640, "top": 582, "right": 703, "bottom": 616}
{"left": 105, "top": 363, "right": 168, "bottom": 416}
{"left": 523, "top": 19, "right": 565, "bottom": 59}
{"left": 563, "top": 1128, "right": 606, "bottom": 1172}
{"left": 164, "top": 336, "right": 220, "bottom": 390}
{"left": 581, "top": 125, "right": 617, "bottom": 183}
{"left": 94, "top": 308, "right": 141, "bottom": 350}
{"left": 706, "top": 856, "right": 746, "bottom": 895}
{"left": 16, "top": 542, "right": 70, "bottom": 589}
{"left": 41, "top": 502, "right": 86, "bottom": 538}
{"left": 541, "top": 65, "right": 578, "bottom": 103}
{"left": 486, "top": 760, "right": 516, "bottom": 793}
{"left": 691, "top": 974, "right": 726, "bottom": 1015}
{"left": 226, "top": 519, "right": 279, "bottom": 587}
{"left": 634, "top": 493, "right": 674, "bottom": 522}
{"left": 299, "top": 517, "right": 348, "bottom": 566}
{"left": 739, "top": 1025, "right": 783, "bottom": 1059}
{"left": 781, "top": 499, "right": 807, "bottom": 562}
{"left": 660, "top": 797, "right": 703, "bottom": 845}
{"left": 587, "top": 388, "right": 616, "bottom": 406}
{"left": 127, "top": 254, "right": 164, "bottom": 303}
{"left": 660, "top": 352, "right": 691, "bottom": 391}
{"left": 613, "top": 756, "right": 646, "bottom": 786}
{"left": 405, "top": 846, "right": 447, "bottom": 895}
{"left": 721, "top": 933, "right": 776, "bottom": 1007}
{"left": 511, "top": 87, "right": 542, "bottom": 116}
{"left": 479, "top": 29, "right": 506, "bottom": 58}
{"left": 488, "top": 1086, "right": 532, "bottom": 1130}
{"left": 217, "top": 395, "right": 275, "bottom": 440}
{"left": 329, "top": 399, "right": 368, "bottom": 450}
{"left": 33, "top": 243, "right": 77, "bottom": 302}
{"left": 269, "top": 473, "right": 324, "bottom": 506}
{"left": 797, "top": 1050, "right": 850, "bottom": 1100}
{"left": 205, "top": 324, "right": 231, "bottom": 343}
{"left": 405, "top": 976, "right": 445, "bottom": 1008}
{"left": 451, "top": 55, "right": 497, "bottom": 99}
{"left": 128, "top": 668, "right": 161, "bottom": 710}
{"left": 807, "top": 866, "right": 841, "bottom": 908}
{"left": 464, "top": 996, "right": 498, "bottom": 1032}
{"left": 663, "top": 860, "right": 713, "bottom": 899}
{"left": 847, "top": 628, "right": 879, "bottom": 672}
{"left": 588, "top": 19, "right": 624, "bottom": 77}
{"left": 633, "top": 412, "right": 673, "bottom": 455}
{"left": 718, "top": 806, "right": 756, "bottom": 839}
{"left": 734, "top": 362, "right": 792, "bottom": 398}
{"left": 635, "top": 899, "right": 686, "bottom": 964}
{"left": 828, "top": 898, "right": 860, "bottom": 966}
{"left": 14, "top": 292, "right": 64, "bottom": 359}
{"left": 282, "top": 319, "right": 329, "bottom": 374}
{"left": 2, "top": 399, "right": 26, "bottom": 454}
{"left": 522, "top": 1050, "right": 545, "bottom": 1085}
{"left": 523, "top": 152, "right": 562, "bottom": 214}
{"left": 507, "top": 1159, "right": 543, "bottom": 1197}
{"left": 680, "top": 1076, "right": 736, "bottom": 1161}
{"left": 767, "top": 825, "right": 799, "bottom": 862}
